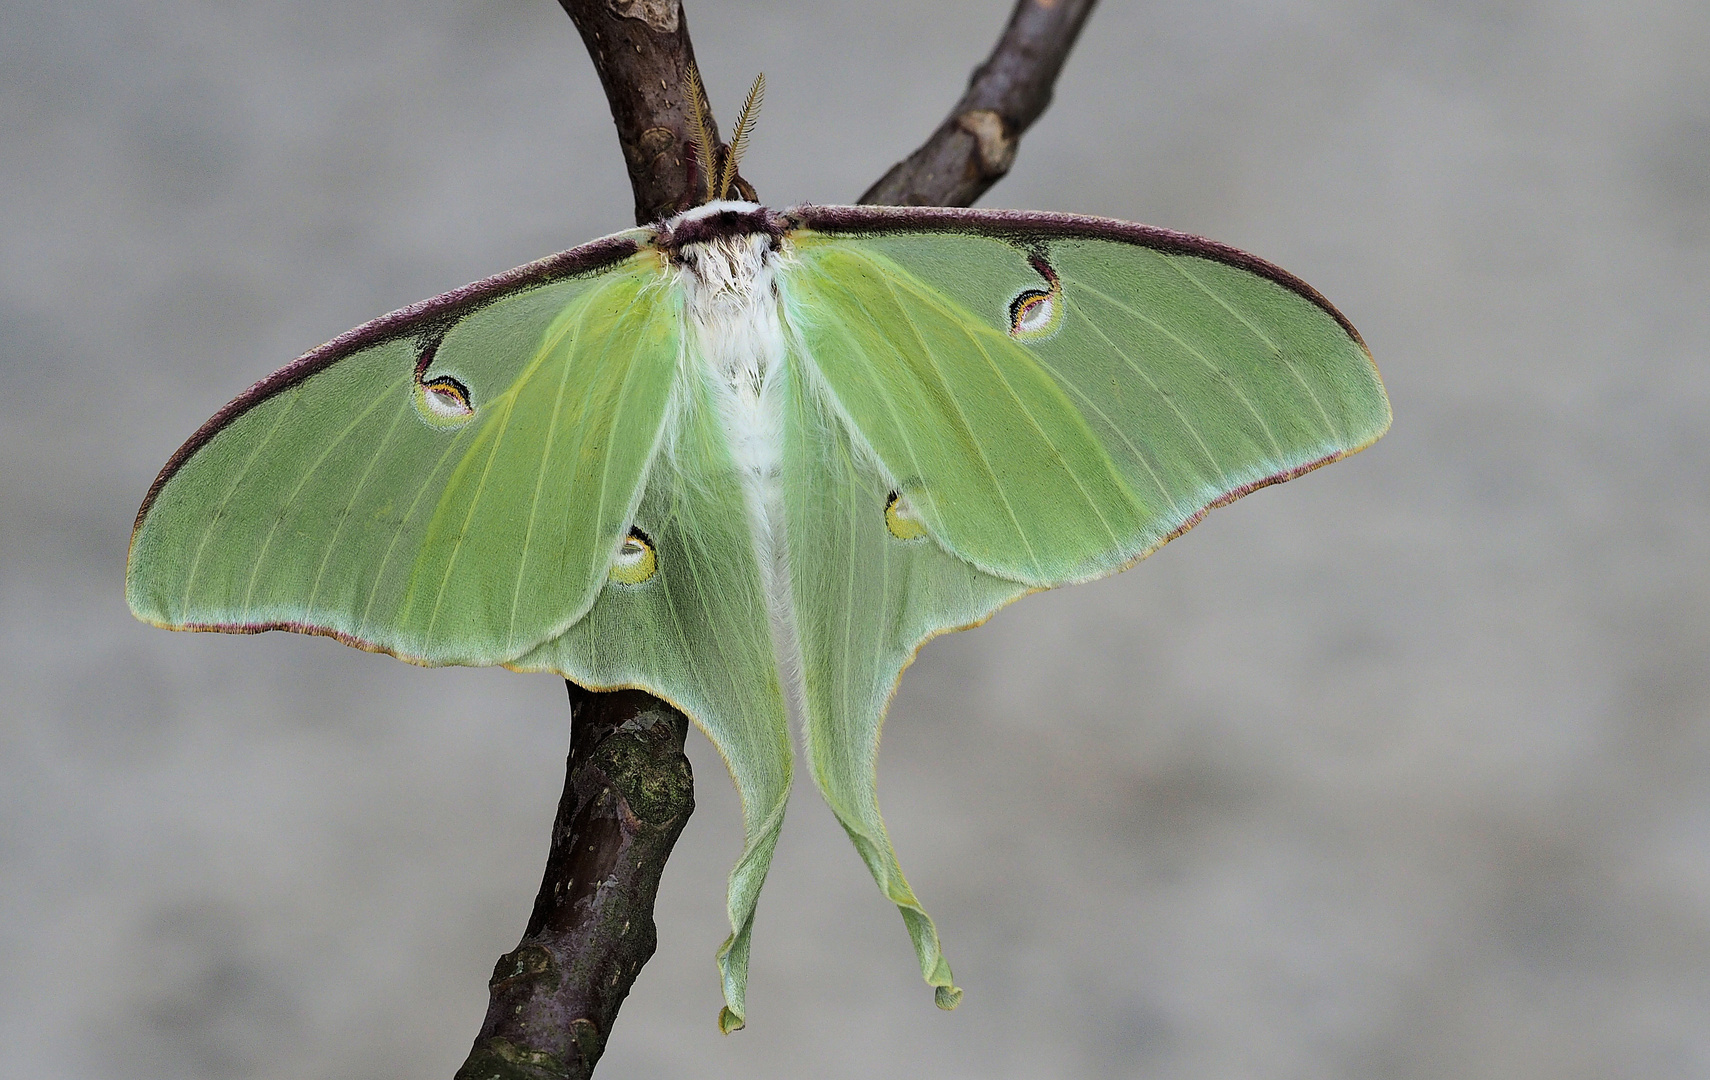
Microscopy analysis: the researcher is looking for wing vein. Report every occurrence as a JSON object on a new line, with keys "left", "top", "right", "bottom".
{"left": 1168, "top": 258, "right": 1344, "bottom": 445}
{"left": 590, "top": 292, "right": 657, "bottom": 586}
{"left": 1028, "top": 353, "right": 1185, "bottom": 521}
{"left": 179, "top": 387, "right": 303, "bottom": 615}
{"left": 238, "top": 375, "right": 406, "bottom": 619}
{"left": 839, "top": 440, "right": 859, "bottom": 750}
{"left": 873, "top": 272, "right": 1043, "bottom": 576}
{"left": 794, "top": 275, "right": 934, "bottom": 497}
{"left": 890, "top": 271, "right": 1131, "bottom": 549}
{"left": 505, "top": 289, "right": 597, "bottom": 651}
{"left": 304, "top": 382, "right": 414, "bottom": 617}
{"left": 1070, "top": 276, "right": 1289, "bottom": 461}
{"left": 1066, "top": 286, "right": 1234, "bottom": 488}
{"left": 355, "top": 426, "right": 471, "bottom": 640}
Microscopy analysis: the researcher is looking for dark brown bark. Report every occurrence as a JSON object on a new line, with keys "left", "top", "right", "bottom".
{"left": 859, "top": 0, "right": 1099, "bottom": 207}
{"left": 455, "top": 687, "right": 693, "bottom": 1080}
{"left": 556, "top": 0, "right": 754, "bottom": 225}
{"left": 458, "top": 1, "right": 1096, "bottom": 1075}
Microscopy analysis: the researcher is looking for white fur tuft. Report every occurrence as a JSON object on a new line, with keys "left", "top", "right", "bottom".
{"left": 675, "top": 230, "right": 808, "bottom": 721}
{"left": 672, "top": 199, "right": 762, "bottom": 222}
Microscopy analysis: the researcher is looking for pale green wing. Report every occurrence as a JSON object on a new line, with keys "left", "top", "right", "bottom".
{"left": 127, "top": 233, "right": 679, "bottom": 666}
{"left": 779, "top": 351, "right": 1027, "bottom": 1009}
{"left": 514, "top": 369, "right": 792, "bottom": 1035}
{"left": 775, "top": 205, "right": 1389, "bottom": 1004}
{"left": 127, "top": 229, "right": 799, "bottom": 1032}
{"left": 783, "top": 207, "right": 1391, "bottom": 587}
{"left": 129, "top": 201, "right": 1391, "bottom": 1030}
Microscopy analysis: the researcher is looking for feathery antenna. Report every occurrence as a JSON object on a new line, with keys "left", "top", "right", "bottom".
{"left": 683, "top": 62, "right": 718, "bottom": 206}
{"left": 718, "top": 72, "right": 765, "bottom": 200}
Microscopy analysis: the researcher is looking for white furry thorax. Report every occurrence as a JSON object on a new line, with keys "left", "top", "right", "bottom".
{"left": 672, "top": 224, "right": 788, "bottom": 483}
{"left": 665, "top": 203, "right": 807, "bottom": 708}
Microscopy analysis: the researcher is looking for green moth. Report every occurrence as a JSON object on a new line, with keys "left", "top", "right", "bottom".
{"left": 126, "top": 196, "right": 1390, "bottom": 1031}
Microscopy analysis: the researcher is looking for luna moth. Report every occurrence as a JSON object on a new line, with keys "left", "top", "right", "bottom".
{"left": 126, "top": 190, "right": 1389, "bottom": 1030}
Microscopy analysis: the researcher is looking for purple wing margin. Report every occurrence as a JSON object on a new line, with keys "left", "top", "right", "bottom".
{"left": 133, "top": 230, "right": 649, "bottom": 536}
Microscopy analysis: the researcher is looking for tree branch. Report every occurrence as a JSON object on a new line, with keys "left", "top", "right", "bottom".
{"left": 458, "top": 1, "right": 1096, "bottom": 1075}
{"left": 456, "top": 687, "right": 693, "bottom": 1080}
{"left": 556, "top": 0, "right": 754, "bottom": 225}
{"left": 859, "top": 0, "right": 1098, "bottom": 207}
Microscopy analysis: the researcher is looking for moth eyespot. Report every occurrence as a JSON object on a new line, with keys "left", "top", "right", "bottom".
{"left": 884, "top": 491, "right": 927, "bottom": 541}
{"left": 1008, "top": 257, "right": 1065, "bottom": 341}
{"left": 413, "top": 374, "right": 475, "bottom": 428}
{"left": 610, "top": 527, "right": 658, "bottom": 585}
{"left": 1013, "top": 292, "right": 1052, "bottom": 330}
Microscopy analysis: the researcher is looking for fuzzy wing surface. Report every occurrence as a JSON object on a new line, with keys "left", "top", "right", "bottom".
{"left": 779, "top": 349, "right": 1027, "bottom": 1010}
{"left": 774, "top": 211, "right": 1389, "bottom": 1009}
{"left": 514, "top": 354, "right": 792, "bottom": 1036}
{"left": 782, "top": 219, "right": 1390, "bottom": 588}
{"left": 126, "top": 245, "right": 680, "bottom": 667}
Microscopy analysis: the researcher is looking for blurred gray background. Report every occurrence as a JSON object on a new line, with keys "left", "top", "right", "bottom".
{"left": 4, "top": 1, "right": 1707, "bottom": 1076}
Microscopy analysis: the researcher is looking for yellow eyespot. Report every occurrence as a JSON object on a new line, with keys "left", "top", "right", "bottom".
{"left": 884, "top": 491, "right": 927, "bottom": 540}
{"left": 610, "top": 528, "right": 658, "bottom": 585}
{"left": 413, "top": 374, "right": 475, "bottom": 428}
